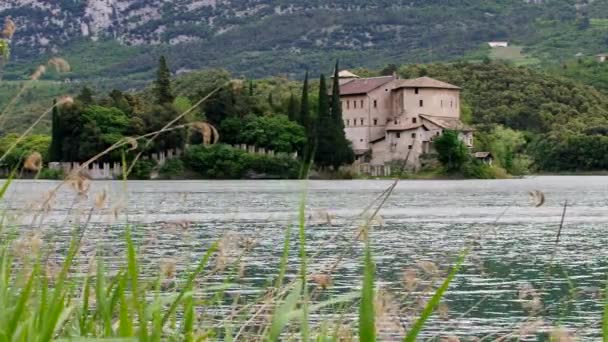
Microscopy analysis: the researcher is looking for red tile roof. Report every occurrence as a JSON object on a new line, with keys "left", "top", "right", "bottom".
{"left": 339, "top": 76, "right": 395, "bottom": 95}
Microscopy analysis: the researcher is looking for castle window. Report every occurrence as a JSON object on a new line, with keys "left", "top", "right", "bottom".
{"left": 347, "top": 101, "right": 350, "bottom": 109}
{"left": 360, "top": 118, "right": 364, "bottom": 125}
{"left": 411, "top": 133, "right": 416, "bottom": 138}
{"left": 354, "top": 101, "right": 357, "bottom": 109}
{"left": 396, "top": 133, "right": 401, "bottom": 138}
{"left": 419, "top": 100, "right": 424, "bottom": 107}
{"left": 441, "top": 100, "right": 443, "bottom": 108}
{"left": 354, "top": 120, "right": 357, "bottom": 126}
{"left": 373, "top": 100, "right": 377, "bottom": 108}
{"left": 415, "top": 88, "right": 419, "bottom": 94}
{"left": 373, "top": 118, "right": 378, "bottom": 125}
{"left": 361, "top": 100, "right": 364, "bottom": 107}
{"left": 360, "top": 139, "right": 364, "bottom": 142}
{"left": 346, "top": 119, "right": 350, "bottom": 126}
{"left": 412, "top": 118, "right": 417, "bottom": 124}
{"left": 394, "top": 119, "right": 398, "bottom": 125}
{"left": 450, "top": 100, "right": 453, "bottom": 108}
{"left": 408, "top": 145, "right": 412, "bottom": 150}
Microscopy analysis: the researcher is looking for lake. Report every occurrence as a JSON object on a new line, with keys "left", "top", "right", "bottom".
{"left": 4, "top": 176, "right": 608, "bottom": 339}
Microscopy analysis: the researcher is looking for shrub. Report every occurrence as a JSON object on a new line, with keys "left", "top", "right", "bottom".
{"left": 129, "top": 159, "right": 157, "bottom": 180}
{"left": 159, "top": 158, "right": 185, "bottom": 179}
{"left": 38, "top": 167, "right": 63, "bottom": 180}
{"left": 183, "top": 144, "right": 300, "bottom": 179}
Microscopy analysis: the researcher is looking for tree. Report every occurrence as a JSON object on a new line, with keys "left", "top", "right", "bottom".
{"left": 76, "top": 86, "right": 94, "bottom": 104}
{"left": 49, "top": 99, "right": 63, "bottom": 161}
{"left": 434, "top": 130, "right": 469, "bottom": 172}
{"left": 154, "top": 55, "right": 174, "bottom": 105}
{"left": 287, "top": 93, "right": 299, "bottom": 122}
{"left": 299, "top": 71, "right": 310, "bottom": 132}
{"left": 237, "top": 115, "right": 306, "bottom": 153}
{"left": 330, "top": 60, "right": 355, "bottom": 169}
{"left": 315, "top": 74, "right": 334, "bottom": 168}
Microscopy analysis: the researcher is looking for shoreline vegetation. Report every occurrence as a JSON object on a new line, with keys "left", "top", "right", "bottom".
{"left": 6, "top": 56, "right": 608, "bottom": 180}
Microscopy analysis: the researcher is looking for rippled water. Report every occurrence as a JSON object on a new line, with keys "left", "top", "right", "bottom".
{"left": 4, "top": 176, "right": 608, "bottom": 339}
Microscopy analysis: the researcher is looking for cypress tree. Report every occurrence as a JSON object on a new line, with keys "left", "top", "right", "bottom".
{"left": 299, "top": 71, "right": 310, "bottom": 132}
{"left": 299, "top": 71, "right": 315, "bottom": 176}
{"left": 287, "top": 93, "right": 298, "bottom": 122}
{"left": 268, "top": 92, "right": 274, "bottom": 108}
{"left": 330, "top": 60, "right": 354, "bottom": 168}
{"left": 249, "top": 80, "right": 254, "bottom": 96}
{"left": 315, "top": 74, "right": 333, "bottom": 168}
{"left": 154, "top": 55, "right": 174, "bottom": 104}
{"left": 49, "top": 99, "right": 63, "bottom": 161}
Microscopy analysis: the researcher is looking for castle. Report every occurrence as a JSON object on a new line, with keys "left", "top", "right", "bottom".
{"left": 337, "top": 71, "right": 473, "bottom": 170}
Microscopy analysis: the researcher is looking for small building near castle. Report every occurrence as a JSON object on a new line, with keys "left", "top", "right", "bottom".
{"left": 336, "top": 71, "right": 473, "bottom": 170}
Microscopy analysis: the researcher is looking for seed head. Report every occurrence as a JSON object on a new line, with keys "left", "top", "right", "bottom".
{"left": 58, "top": 96, "right": 74, "bottom": 106}
{"left": 549, "top": 327, "right": 576, "bottom": 342}
{"left": 23, "top": 152, "right": 43, "bottom": 171}
{"left": 94, "top": 188, "right": 107, "bottom": 209}
{"left": 47, "top": 57, "right": 71, "bottom": 73}
{"left": 2, "top": 18, "right": 16, "bottom": 40}
{"left": 31, "top": 65, "right": 46, "bottom": 80}
{"left": 310, "top": 273, "right": 332, "bottom": 289}
{"left": 160, "top": 259, "right": 177, "bottom": 279}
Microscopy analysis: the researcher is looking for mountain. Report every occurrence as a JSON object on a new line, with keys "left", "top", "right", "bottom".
{"left": 1, "top": 0, "right": 607, "bottom": 82}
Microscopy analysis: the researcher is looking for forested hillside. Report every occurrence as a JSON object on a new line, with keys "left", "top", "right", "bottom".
{"left": 0, "top": 0, "right": 607, "bottom": 81}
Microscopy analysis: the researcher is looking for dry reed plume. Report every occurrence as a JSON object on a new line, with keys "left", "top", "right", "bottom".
{"left": 2, "top": 18, "right": 15, "bottom": 40}
{"left": 23, "top": 151, "right": 42, "bottom": 171}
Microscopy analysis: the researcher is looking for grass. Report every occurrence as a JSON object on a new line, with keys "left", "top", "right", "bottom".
{"left": 489, "top": 45, "right": 541, "bottom": 66}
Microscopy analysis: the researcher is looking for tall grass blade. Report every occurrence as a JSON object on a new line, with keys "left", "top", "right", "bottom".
{"left": 0, "top": 169, "right": 14, "bottom": 200}
{"left": 7, "top": 267, "right": 35, "bottom": 338}
{"left": 118, "top": 273, "right": 133, "bottom": 337}
{"left": 358, "top": 240, "right": 375, "bottom": 342}
{"left": 275, "top": 223, "right": 292, "bottom": 289}
{"left": 298, "top": 186, "right": 310, "bottom": 341}
{"left": 403, "top": 249, "right": 468, "bottom": 342}
{"left": 160, "top": 241, "right": 219, "bottom": 326}
{"left": 268, "top": 280, "right": 303, "bottom": 341}
{"left": 40, "top": 233, "right": 80, "bottom": 342}
{"left": 603, "top": 274, "right": 608, "bottom": 341}
{"left": 125, "top": 226, "right": 148, "bottom": 341}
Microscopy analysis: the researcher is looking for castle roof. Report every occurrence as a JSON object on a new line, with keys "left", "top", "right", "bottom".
{"left": 393, "top": 76, "right": 460, "bottom": 90}
{"left": 339, "top": 76, "right": 395, "bottom": 95}
{"left": 420, "top": 114, "right": 473, "bottom": 131}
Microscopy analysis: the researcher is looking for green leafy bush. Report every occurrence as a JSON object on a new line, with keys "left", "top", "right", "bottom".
{"left": 183, "top": 144, "right": 300, "bottom": 179}
{"left": 159, "top": 158, "right": 185, "bottom": 179}
{"left": 129, "top": 159, "right": 157, "bottom": 180}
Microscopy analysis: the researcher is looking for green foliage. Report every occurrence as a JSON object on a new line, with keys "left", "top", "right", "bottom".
{"left": 235, "top": 115, "right": 306, "bottom": 153}
{"left": 128, "top": 159, "right": 157, "bottom": 180}
{"left": 159, "top": 158, "right": 185, "bottom": 179}
{"left": 38, "top": 167, "right": 63, "bottom": 180}
{"left": 0, "top": 133, "right": 50, "bottom": 169}
{"left": 434, "top": 130, "right": 469, "bottom": 172}
{"left": 49, "top": 100, "right": 62, "bottom": 162}
{"left": 154, "top": 56, "right": 175, "bottom": 105}
{"left": 314, "top": 74, "right": 333, "bottom": 168}
{"left": 475, "top": 125, "right": 527, "bottom": 174}
{"left": 183, "top": 144, "right": 301, "bottom": 179}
